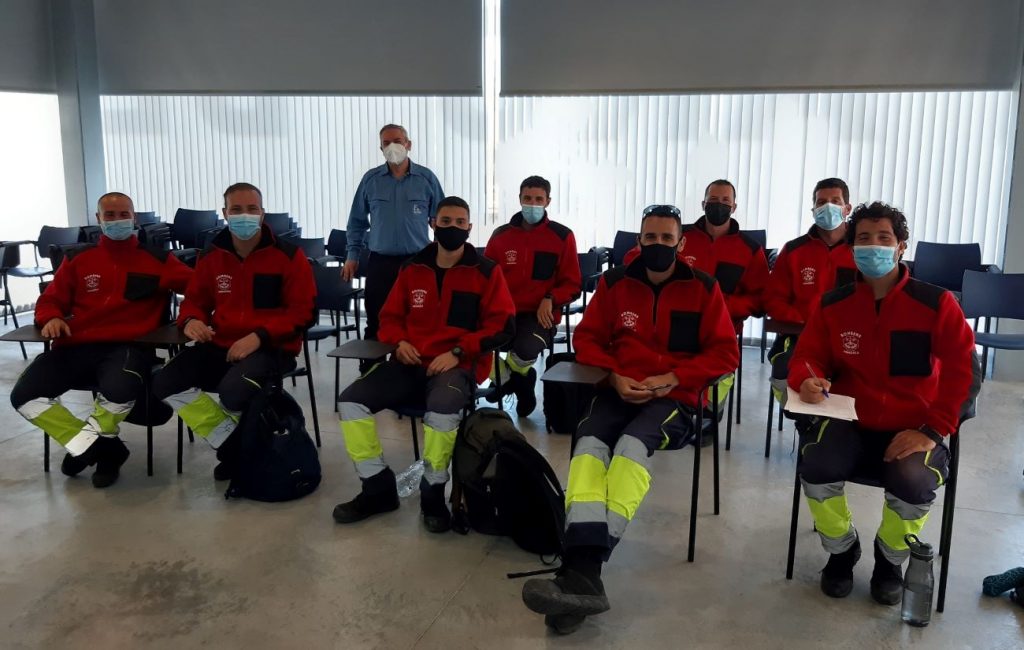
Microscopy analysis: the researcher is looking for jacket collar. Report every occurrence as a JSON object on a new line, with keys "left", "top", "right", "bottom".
{"left": 692, "top": 215, "right": 740, "bottom": 237}
{"left": 375, "top": 160, "right": 426, "bottom": 179}
{"left": 409, "top": 242, "right": 479, "bottom": 269}
{"left": 509, "top": 211, "right": 549, "bottom": 229}
{"left": 212, "top": 223, "right": 276, "bottom": 257}
{"left": 625, "top": 255, "right": 695, "bottom": 286}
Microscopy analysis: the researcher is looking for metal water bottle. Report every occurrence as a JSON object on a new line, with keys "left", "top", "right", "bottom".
{"left": 901, "top": 534, "right": 935, "bottom": 627}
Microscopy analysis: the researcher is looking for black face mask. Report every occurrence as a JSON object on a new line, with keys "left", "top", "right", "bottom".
{"left": 434, "top": 226, "right": 470, "bottom": 252}
{"left": 704, "top": 202, "right": 732, "bottom": 227}
{"left": 640, "top": 243, "right": 677, "bottom": 273}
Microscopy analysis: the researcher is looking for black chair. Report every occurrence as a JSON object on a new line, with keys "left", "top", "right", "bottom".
{"left": 48, "top": 243, "right": 94, "bottom": 273}
{"left": 912, "top": 242, "right": 987, "bottom": 295}
{"left": 309, "top": 263, "right": 361, "bottom": 411}
{"left": 961, "top": 270, "right": 1024, "bottom": 379}
{"left": 138, "top": 222, "right": 174, "bottom": 251}
{"left": 785, "top": 414, "right": 972, "bottom": 613}
{"left": 553, "top": 251, "right": 601, "bottom": 353}
{"left": 321, "top": 229, "right": 347, "bottom": 265}
{"left": 741, "top": 229, "right": 767, "bottom": 250}
{"left": 171, "top": 209, "right": 218, "bottom": 249}
{"left": 611, "top": 231, "right": 639, "bottom": 267}
{"left": 134, "top": 212, "right": 160, "bottom": 225}
{"left": 761, "top": 320, "right": 803, "bottom": 458}
{"left": 264, "top": 212, "right": 297, "bottom": 238}
{"left": 0, "top": 245, "right": 27, "bottom": 358}
{"left": 2, "top": 226, "right": 82, "bottom": 280}
{"left": 79, "top": 225, "right": 102, "bottom": 244}
{"left": 283, "top": 236, "right": 326, "bottom": 262}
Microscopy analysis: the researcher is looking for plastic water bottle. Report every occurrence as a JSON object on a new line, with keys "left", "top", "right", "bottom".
{"left": 901, "top": 534, "right": 935, "bottom": 627}
{"left": 395, "top": 460, "right": 424, "bottom": 498}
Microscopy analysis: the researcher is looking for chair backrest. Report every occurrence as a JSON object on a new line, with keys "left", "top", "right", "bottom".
{"left": 354, "top": 247, "right": 371, "bottom": 279}
{"left": 0, "top": 243, "right": 19, "bottom": 271}
{"left": 37, "top": 225, "right": 83, "bottom": 258}
{"left": 326, "top": 229, "right": 347, "bottom": 257}
{"left": 283, "top": 236, "right": 325, "bottom": 261}
{"left": 139, "top": 222, "right": 173, "bottom": 250}
{"left": 912, "top": 241, "right": 982, "bottom": 292}
{"left": 78, "top": 225, "right": 102, "bottom": 244}
{"left": 135, "top": 211, "right": 160, "bottom": 225}
{"left": 741, "top": 229, "right": 767, "bottom": 251}
{"left": 198, "top": 226, "right": 224, "bottom": 250}
{"left": 264, "top": 212, "right": 294, "bottom": 236}
{"left": 172, "top": 209, "right": 218, "bottom": 248}
{"left": 611, "top": 231, "right": 639, "bottom": 266}
{"left": 313, "top": 262, "right": 354, "bottom": 312}
{"left": 961, "top": 270, "right": 1024, "bottom": 321}
{"left": 578, "top": 251, "right": 602, "bottom": 292}
{"left": 49, "top": 243, "right": 93, "bottom": 272}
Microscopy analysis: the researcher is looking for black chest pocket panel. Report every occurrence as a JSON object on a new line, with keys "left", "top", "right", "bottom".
{"left": 889, "top": 330, "right": 933, "bottom": 376}
{"left": 668, "top": 310, "right": 702, "bottom": 353}
{"left": 447, "top": 291, "right": 481, "bottom": 330}
{"left": 124, "top": 273, "right": 160, "bottom": 301}
{"left": 531, "top": 251, "right": 559, "bottom": 281}
{"left": 252, "top": 273, "right": 284, "bottom": 309}
{"left": 714, "top": 262, "right": 745, "bottom": 295}
{"left": 834, "top": 267, "right": 857, "bottom": 289}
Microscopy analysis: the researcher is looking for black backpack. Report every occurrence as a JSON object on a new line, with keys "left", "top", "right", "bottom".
{"left": 543, "top": 352, "right": 597, "bottom": 435}
{"left": 225, "top": 387, "right": 322, "bottom": 502}
{"left": 452, "top": 408, "right": 566, "bottom": 556}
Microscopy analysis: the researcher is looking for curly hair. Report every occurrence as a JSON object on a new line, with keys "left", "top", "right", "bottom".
{"left": 846, "top": 201, "right": 909, "bottom": 245}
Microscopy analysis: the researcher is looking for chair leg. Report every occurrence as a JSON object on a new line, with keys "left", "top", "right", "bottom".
{"left": 736, "top": 340, "right": 743, "bottom": 425}
{"left": 712, "top": 386, "right": 720, "bottom": 516}
{"left": 778, "top": 398, "right": 784, "bottom": 431}
{"left": 786, "top": 468, "right": 802, "bottom": 579}
{"left": 937, "top": 473, "right": 957, "bottom": 612}
{"left": 765, "top": 388, "right": 774, "bottom": 459}
{"left": 760, "top": 329, "right": 768, "bottom": 363}
{"left": 44, "top": 433, "right": 50, "bottom": 472}
{"left": 6, "top": 282, "right": 26, "bottom": 360}
{"left": 188, "top": 427, "right": 194, "bottom": 443}
{"left": 146, "top": 393, "right": 153, "bottom": 477}
{"left": 303, "top": 342, "right": 321, "bottom": 448}
{"left": 725, "top": 387, "right": 734, "bottom": 450}
{"left": 177, "top": 417, "right": 183, "bottom": 474}
{"left": 410, "top": 417, "right": 421, "bottom": 461}
{"left": 333, "top": 357, "right": 340, "bottom": 413}
{"left": 688, "top": 408, "right": 702, "bottom": 563}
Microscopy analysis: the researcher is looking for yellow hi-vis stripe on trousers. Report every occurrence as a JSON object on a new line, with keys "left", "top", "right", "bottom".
{"left": 606, "top": 435, "right": 652, "bottom": 524}
{"left": 339, "top": 401, "right": 387, "bottom": 480}
{"left": 88, "top": 397, "right": 133, "bottom": 434}
{"left": 170, "top": 390, "right": 237, "bottom": 448}
{"left": 422, "top": 424, "right": 457, "bottom": 485}
{"left": 877, "top": 492, "right": 932, "bottom": 564}
{"left": 17, "top": 397, "right": 95, "bottom": 455}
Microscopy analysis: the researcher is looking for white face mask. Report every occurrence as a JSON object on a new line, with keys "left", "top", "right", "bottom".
{"left": 382, "top": 142, "right": 408, "bottom": 165}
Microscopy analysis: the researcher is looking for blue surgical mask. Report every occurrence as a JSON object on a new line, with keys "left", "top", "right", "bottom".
{"left": 812, "top": 203, "right": 844, "bottom": 231}
{"left": 227, "top": 214, "right": 262, "bottom": 240}
{"left": 853, "top": 245, "right": 898, "bottom": 278}
{"left": 99, "top": 218, "right": 135, "bottom": 241}
{"left": 521, "top": 205, "right": 545, "bottom": 224}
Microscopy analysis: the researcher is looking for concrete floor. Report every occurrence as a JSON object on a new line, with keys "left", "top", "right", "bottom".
{"left": 1, "top": 324, "right": 1022, "bottom": 649}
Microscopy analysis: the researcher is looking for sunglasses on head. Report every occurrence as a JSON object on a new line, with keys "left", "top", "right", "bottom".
{"left": 642, "top": 204, "right": 681, "bottom": 217}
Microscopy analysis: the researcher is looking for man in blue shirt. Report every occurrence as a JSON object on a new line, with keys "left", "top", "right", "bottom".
{"left": 342, "top": 124, "right": 445, "bottom": 341}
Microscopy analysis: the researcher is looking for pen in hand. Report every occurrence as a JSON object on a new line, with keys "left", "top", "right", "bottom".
{"left": 804, "top": 362, "right": 830, "bottom": 399}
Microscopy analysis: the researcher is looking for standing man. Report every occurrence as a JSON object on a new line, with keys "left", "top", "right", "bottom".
{"left": 521, "top": 205, "right": 738, "bottom": 634}
{"left": 153, "top": 183, "right": 316, "bottom": 481}
{"left": 11, "top": 192, "right": 192, "bottom": 488}
{"left": 484, "top": 175, "right": 581, "bottom": 416}
{"left": 342, "top": 124, "right": 445, "bottom": 346}
{"left": 334, "top": 197, "right": 516, "bottom": 532}
{"left": 789, "top": 202, "right": 979, "bottom": 605}
{"left": 763, "top": 177, "right": 857, "bottom": 379}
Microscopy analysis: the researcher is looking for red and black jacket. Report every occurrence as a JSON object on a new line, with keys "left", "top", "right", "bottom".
{"left": 35, "top": 235, "right": 193, "bottom": 347}
{"left": 483, "top": 213, "right": 581, "bottom": 323}
{"left": 624, "top": 216, "right": 768, "bottom": 326}
{"left": 379, "top": 243, "right": 516, "bottom": 383}
{"left": 177, "top": 226, "right": 316, "bottom": 355}
{"left": 789, "top": 266, "right": 980, "bottom": 436}
{"left": 573, "top": 259, "right": 739, "bottom": 408}
{"left": 764, "top": 226, "right": 856, "bottom": 324}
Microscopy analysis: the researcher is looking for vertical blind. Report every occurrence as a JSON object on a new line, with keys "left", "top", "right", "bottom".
{"left": 101, "top": 95, "right": 485, "bottom": 241}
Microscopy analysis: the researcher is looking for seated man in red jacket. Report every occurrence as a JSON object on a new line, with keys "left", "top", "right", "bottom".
{"left": 11, "top": 192, "right": 192, "bottom": 488}
{"left": 789, "top": 202, "right": 979, "bottom": 606}
{"left": 334, "top": 196, "right": 516, "bottom": 532}
{"left": 763, "top": 177, "right": 857, "bottom": 391}
{"left": 153, "top": 183, "right": 316, "bottom": 480}
{"left": 625, "top": 180, "right": 769, "bottom": 330}
{"left": 484, "top": 175, "right": 581, "bottom": 416}
{"left": 521, "top": 205, "right": 738, "bottom": 634}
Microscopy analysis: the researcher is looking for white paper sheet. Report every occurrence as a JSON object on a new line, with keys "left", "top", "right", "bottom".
{"left": 784, "top": 387, "right": 858, "bottom": 421}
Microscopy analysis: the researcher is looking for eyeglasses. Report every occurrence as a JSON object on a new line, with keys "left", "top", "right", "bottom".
{"left": 642, "top": 204, "right": 681, "bottom": 217}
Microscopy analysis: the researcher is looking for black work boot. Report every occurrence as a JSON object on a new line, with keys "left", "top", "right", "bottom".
{"left": 820, "top": 537, "right": 862, "bottom": 598}
{"left": 332, "top": 467, "right": 400, "bottom": 524}
{"left": 213, "top": 462, "right": 235, "bottom": 481}
{"left": 522, "top": 549, "right": 609, "bottom": 620}
{"left": 214, "top": 432, "right": 241, "bottom": 481}
{"left": 870, "top": 540, "right": 904, "bottom": 606}
{"left": 420, "top": 481, "right": 451, "bottom": 533}
{"left": 486, "top": 367, "right": 519, "bottom": 404}
{"left": 60, "top": 441, "right": 102, "bottom": 477}
{"left": 91, "top": 436, "right": 130, "bottom": 488}
{"left": 515, "top": 368, "right": 538, "bottom": 417}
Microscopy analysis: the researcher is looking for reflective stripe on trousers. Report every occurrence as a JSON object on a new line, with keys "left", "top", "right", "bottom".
{"left": 164, "top": 388, "right": 238, "bottom": 449}
{"left": 339, "top": 401, "right": 387, "bottom": 479}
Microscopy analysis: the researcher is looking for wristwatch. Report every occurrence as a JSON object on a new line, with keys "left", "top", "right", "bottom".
{"left": 452, "top": 346, "right": 464, "bottom": 358}
{"left": 544, "top": 293, "right": 554, "bottom": 301}
{"left": 918, "top": 424, "right": 944, "bottom": 444}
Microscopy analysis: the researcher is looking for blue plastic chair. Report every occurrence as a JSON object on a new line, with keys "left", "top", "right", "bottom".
{"left": 611, "top": 230, "right": 639, "bottom": 267}
{"left": 741, "top": 229, "right": 767, "bottom": 250}
{"left": 171, "top": 209, "right": 218, "bottom": 249}
{"left": 912, "top": 242, "right": 983, "bottom": 294}
{"left": 961, "top": 270, "right": 1024, "bottom": 378}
